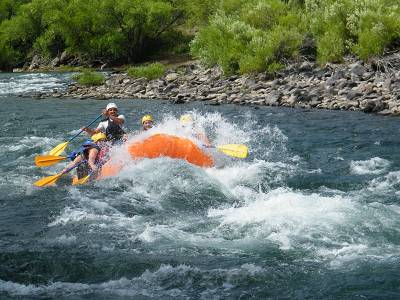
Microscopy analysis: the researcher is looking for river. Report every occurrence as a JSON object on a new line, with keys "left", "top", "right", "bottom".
{"left": 0, "top": 72, "right": 399, "bottom": 299}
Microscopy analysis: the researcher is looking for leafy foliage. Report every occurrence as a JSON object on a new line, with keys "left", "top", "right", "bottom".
{"left": 127, "top": 63, "right": 166, "bottom": 79}
{"left": 191, "top": 0, "right": 306, "bottom": 74}
{"left": 72, "top": 70, "right": 105, "bottom": 86}
{"left": 0, "top": 0, "right": 399, "bottom": 72}
{"left": 0, "top": 0, "right": 29, "bottom": 22}
{"left": 306, "top": 0, "right": 400, "bottom": 64}
{"left": 0, "top": 0, "right": 196, "bottom": 69}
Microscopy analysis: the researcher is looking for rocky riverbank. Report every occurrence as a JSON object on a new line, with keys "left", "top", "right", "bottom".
{"left": 44, "top": 52, "right": 400, "bottom": 116}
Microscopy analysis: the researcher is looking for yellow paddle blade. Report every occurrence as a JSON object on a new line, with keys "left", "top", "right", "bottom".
{"left": 72, "top": 175, "right": 91, "bottom": 186}
{"left": 49, "top": 142, "right": 69, "bottom": 156}
{"left": 34, "top": 173, "right": 63, "bottom": 187}
{"left": 216, "top": 144, "right": 249, "bottom": 159}
{"left": 35, "top": 155, "right": 67, "bottom": 167}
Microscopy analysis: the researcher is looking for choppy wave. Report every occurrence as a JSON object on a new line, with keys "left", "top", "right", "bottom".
{"left": 350, "top": 157, "right": 390, "bottom": 175}
{"left": 0, "top": 263, "right": 271, "bottom": 299}
{"left": 0, "top": 72, "right": 71, "bottom": 96}
{"left": 37, "top": 114, "right": 400, "bottom": 268}
{"left": 2, "top": 99, "right": 400, "bottom": 299}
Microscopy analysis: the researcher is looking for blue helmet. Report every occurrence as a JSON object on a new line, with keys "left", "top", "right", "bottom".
{"left": 82, "top": 139, "right": 95, "bottom": 147}
{"left": 68, "top": 151, "right": 78, "bottom": 161}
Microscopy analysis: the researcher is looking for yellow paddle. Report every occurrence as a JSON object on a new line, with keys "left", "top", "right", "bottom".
{"left": 48, "top": 114, "right": 102, "bottom": 156}
{"left": 215, "top": 144, "right": 249, "bottom": 158}
{"left": 72, "top": 174, "right": 91, "bottom": 185}
{"left": 34, "top": 162, "right": 82, "bottom": 187}
{"left": 35, "top": 154, "right": 68, "bottom": 167}
{"left": 34, "top": 172, "right": 65, "bottom": 187}
{"left": 35, "top": 149, "right": 82, "bottom": 167}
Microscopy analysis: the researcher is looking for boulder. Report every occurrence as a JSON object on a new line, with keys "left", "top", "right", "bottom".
{"left": 266, "top": 92, "right": 282, "bottom": 105}
{"left": 326, "top": 70, "right": 345, "bottom": 86}
{"left": 59, "top": 51, "right": 70, "bottom": 64}
{"left": 165, "top": 73, "right": 179, "bottom": 82}
{"left": 346, "top": 90, "right": 363, "bottom": 100}
{"left": 359, "top": 98, "right": 385, "bottom": 113}
{"left": 350, "top": 62, "right": 366, "bottom": 77}
{"left": 29, "top": 55, "right": 42, "bottom": 70}
{"left": 50, "top": 57, "right": 60, "bottom": 68}
{"left": 299, "top": 61, "right": 314, "bottom": 72}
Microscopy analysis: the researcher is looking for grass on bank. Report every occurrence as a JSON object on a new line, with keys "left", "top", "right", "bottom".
{"left": 72, "top": 70, "right": 105, "bottom": 86}
{"left": 127, "top": 63, "right": 165, "bottom": 80}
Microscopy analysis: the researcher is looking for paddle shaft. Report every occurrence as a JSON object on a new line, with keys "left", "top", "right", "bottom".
{"left": 68, "top": 114, "right": 102, "bottom": 143}
{"left": 62, "top": 160, "right": 85, "bottom": 174}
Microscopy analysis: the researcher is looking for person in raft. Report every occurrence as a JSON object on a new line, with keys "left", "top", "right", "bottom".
{"left": 83, "top": 102, "right": 126, "bottom": 144}
{"left": 63, "top": 132, "right": 110, "bottom": 180}
{"left": 180, "top": 114, "right": 211, "bottom": 147}
{"left": 141, "top": 114, "right": 154, "bottom": 131}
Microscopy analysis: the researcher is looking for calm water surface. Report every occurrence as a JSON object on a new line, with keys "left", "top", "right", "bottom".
{"left": 0, "top": 73, "right": 399, "bottom": 299}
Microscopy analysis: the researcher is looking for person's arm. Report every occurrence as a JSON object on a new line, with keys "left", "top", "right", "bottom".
{"left": 82, "top": 127, "right": 100, "bottom": 135}
{"left": 88, "top": 148, "right": 99, "bottom": 173}
{"left": 62, "top": 156, "right": 83, "bottom": 173}
{"left": 196, "top": 132, "right": 211, "bottom": 147}
{"left": 83, "top": 119, "right": 106, "bottom": 136}
{"left": 108, "top": 114, "right": 125, "bottom": 126}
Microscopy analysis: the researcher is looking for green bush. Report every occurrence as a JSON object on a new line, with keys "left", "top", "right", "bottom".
{"left": 307, "top": 0, "right": 400, "bottom": 64}
{"left": 127, "top": 63, "right": 165, "bottom": 80}
{"left": 0, "top": 0, "right": 192, "bottom": 70}
{"left": 72, "top": 70, "right": 105, "bottom": 86}
{"left": 191, "top": 14, "right": 254, "bottom": 74}
{"left": 353, "top": 11, "right": 400, "bottom": 59}
{"left": 1, "top": 0, "right": 399, "bottom": 72}
{"left": 191, "top": 1, "right": 305, "bottom": 75}
{"left": 316, "top": 27, "right": 345, "bottom": 64}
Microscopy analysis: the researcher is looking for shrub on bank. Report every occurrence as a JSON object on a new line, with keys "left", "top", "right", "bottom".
{"left": 191, "top": 0, "right": 400, "bottom": 72}
{"left": 72, "top": 70, "right": 105, "bottom": 86}
{"left": 191, "top": 1, "right": 305, "bottom": 75}
{"left": 127, "top": 63, "right": 165, "bottom": 80}
{"left": 307, "top": 0, "right": 400, "bottom": 64}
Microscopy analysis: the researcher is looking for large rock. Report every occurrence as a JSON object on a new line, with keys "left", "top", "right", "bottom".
{"left": 299, "top": 61, "right": 314, "bottom": 72}
{"left": 264, "top": 92, "right": 282, "bottom": 106}
{"left": 165, "top": 73, "right": 179, "bottom": 82}
{"left": 346, "top": 90, "right": 363, "bottom": 100}
{"left": 105, "top": 74, "right": 130, "bottom": 86}
{"left": 360, "top": 98, "right": 385, "bottom": 113}
{"left": 326, "top": 70, "right": 346, "bottom": 86}
{"left": 28, "top": 55, "right": 42, "bottom": 70}
{"left": 50, "top": 57, "right": 60, "bottom": 67}
{"left": 210, "top": 66, "right": 223, "bottom": 79}
{"left": 350, "top": 62, "right": 367, "bottom": 76}
{"left": 357, "top": 82, "right": 374, "bottom": 94}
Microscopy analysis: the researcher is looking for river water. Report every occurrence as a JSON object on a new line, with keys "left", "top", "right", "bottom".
{"left": 0, "top": 73, "right": 399, "bottom": 299}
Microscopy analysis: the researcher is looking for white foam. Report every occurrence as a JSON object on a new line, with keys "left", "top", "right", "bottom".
{"left": 54, "top": 234, "right": 77, "bottom": 245}
{"left": 367, "top": 171, "right": 400, "bottom": 192}
{"left": 350, "top": 157, "right": 390, "bottom": 175}
{"left": 13, "top": 111, "right": 398, "bottom": 269}
{"left": 0, "top": 136, "right": 61, "bottom": 156}
{"left": 206, "top": 159, "right": 298, "bottom": 190}
{"left": 0, "top": 73, "right": 71, "bottom": 96}
{"left": 48, "top": 206, "right": 141, "bottom": 228}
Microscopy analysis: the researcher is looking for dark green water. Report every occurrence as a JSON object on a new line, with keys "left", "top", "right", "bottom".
{"left": 0, "top": 73, "right": 399, "bottom": 299}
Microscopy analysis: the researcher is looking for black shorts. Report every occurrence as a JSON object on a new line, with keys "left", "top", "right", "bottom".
{"left": 76, "top": 161, "right": 90, "bottom": 179}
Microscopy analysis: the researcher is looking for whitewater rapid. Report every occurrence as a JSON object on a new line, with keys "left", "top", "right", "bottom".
{"left": 0, "top": 75, "right": 399, "bottom": 298}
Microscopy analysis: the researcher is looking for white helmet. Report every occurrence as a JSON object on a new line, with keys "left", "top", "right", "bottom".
{"left": 106, "top": 103, "right": 118, "bottom": 110}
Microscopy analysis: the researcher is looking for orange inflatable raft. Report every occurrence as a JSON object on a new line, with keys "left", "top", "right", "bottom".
{"left": 99, "top": 134, "right": 214, "bottom": 178}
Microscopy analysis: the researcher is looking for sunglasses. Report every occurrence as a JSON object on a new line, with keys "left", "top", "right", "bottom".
{"left": 108, "top": 108, "right": 117, "bottom": 112}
